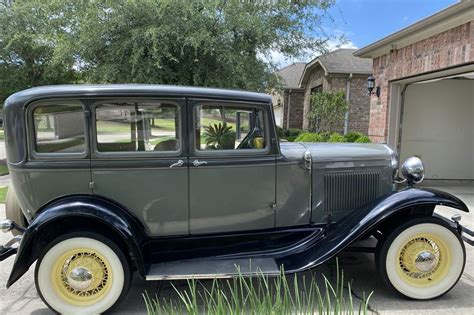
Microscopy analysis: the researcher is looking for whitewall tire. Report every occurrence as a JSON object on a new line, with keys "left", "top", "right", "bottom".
{"left": 35, "top": 233, "right": 130, "bottom": 314}
{"left": 377, "top": 217, "right": 465, "bottom": 299}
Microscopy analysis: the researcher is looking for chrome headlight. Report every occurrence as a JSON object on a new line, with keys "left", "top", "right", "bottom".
{"left": 401, "top": 157, "right": 424, "bottom": 185}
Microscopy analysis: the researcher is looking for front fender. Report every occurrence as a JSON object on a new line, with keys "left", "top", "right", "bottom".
{"left": 278, "top": 187, "right": 469, "bottom": 272}
{"left": 6, "top": 195, "right": 148, "bottom": 288}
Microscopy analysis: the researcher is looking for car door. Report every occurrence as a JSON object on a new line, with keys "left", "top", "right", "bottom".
{"left": 188, "top": 99, "right": 277, "bottom": 234}
{"left": 90, "top": 98, "right": 189, "bottom": 236}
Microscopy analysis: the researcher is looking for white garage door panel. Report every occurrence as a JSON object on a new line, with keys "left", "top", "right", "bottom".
{"left": 401, "top": 80, "right": 474, "bottom": 180}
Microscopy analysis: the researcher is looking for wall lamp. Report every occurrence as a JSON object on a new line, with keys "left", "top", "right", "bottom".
{"left": 367, "top": 75, "right": 380, "bottom": 97}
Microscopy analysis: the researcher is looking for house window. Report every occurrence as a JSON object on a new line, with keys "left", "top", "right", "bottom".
{"left": 33, "top": 103, "right": 86, "bottom": 154}
{"left": 195, "top": 104, "right": 266, "bottom": 151}
{"left": 95, "top": 101, "right": 180, "bottom": 153}
{"left": 311, "top": 85, "right": 323, "bottom": 95}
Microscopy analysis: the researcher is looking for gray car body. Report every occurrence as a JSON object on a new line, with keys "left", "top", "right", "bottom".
{"left": 4, "top": 84, "right": 394, "bottom": 237}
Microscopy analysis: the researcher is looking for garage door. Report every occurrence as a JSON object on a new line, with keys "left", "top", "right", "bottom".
{"left": 400, "top": 77, "right": 474, "bottom": 180}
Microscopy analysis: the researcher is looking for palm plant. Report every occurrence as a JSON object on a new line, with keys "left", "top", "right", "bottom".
{"left": 203, "top": 123, "right": 236, "bottom": 149}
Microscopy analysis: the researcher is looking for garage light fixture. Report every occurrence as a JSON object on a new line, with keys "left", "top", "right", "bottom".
{"left": 367, "top": 75, "right": 380, "bottom": 97}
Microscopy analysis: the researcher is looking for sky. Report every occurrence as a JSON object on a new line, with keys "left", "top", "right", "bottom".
{"left": 273, "top": 0, "right": 459, "bottom": 67}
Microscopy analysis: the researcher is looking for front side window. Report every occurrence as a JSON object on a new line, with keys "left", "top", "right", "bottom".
{"left": 95, "top": 101, "right": 180, "bottom": 153}
{"left": 33, "top": 103, "right": 86, "bottom": 154}
{"left": 195, "top": 104, "right": 266, "bottom": 151}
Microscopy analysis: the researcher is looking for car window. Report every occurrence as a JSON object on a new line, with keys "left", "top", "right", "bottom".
{"left": 33, "top": 104, "right": 86, "bottom": 154}
{"left": 195, "top": 104, "right": 266, "bottom": 151}
{"left": 95, "top": 101, "right": 180, "bottom": 153}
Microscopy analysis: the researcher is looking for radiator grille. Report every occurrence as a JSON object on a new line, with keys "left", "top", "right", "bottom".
{"left": 324, "top": 172, "right": 380, "bottom": 214}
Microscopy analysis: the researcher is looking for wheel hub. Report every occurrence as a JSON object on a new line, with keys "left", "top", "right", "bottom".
{"left": 67, "top": 267, "right": 93, "bottom": 290}
{"left": 414, "top": 251, "right": 437, "bottom": 272}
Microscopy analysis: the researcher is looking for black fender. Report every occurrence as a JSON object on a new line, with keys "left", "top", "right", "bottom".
{"left": 277, "top": 187, "right": 469, "bottom": 273}
{"left": 6, "top": 195, "right": 148, "bottom": 288}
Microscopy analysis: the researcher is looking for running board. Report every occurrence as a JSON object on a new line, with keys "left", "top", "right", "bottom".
{"left": 146, "top": 258, "right": 280, "bottom": 280}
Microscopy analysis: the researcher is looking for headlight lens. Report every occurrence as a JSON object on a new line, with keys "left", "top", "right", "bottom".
{"left": 401, "top": 157, "right": 424, "bottom": 184}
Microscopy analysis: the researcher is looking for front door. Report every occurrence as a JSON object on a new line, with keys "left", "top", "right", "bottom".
{"left": 188, "top": 99, "right": 277, "bottom": 234}
{"left": 90, "top": 98, "right": 188, "bottom": 236}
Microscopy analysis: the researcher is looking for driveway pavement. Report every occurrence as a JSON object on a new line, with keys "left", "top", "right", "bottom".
{"left": 0, "top": 203, "right": 473, "bottom": 314}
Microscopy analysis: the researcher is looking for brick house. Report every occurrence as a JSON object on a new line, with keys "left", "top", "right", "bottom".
{"left": 273, "top": 49, "right": 372, "bottom": 134}
{"left": 272, "top": 62, "right": 305, "bottom": 128}
{"left": 354, "top": 0, "right": 473, "bottom": 181}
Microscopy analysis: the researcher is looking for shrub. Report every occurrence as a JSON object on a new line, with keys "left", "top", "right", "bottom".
{"left": 308, "top": 90, "right": 348, "bottom": 133}
{"left": 355, "top": 135, "right": 371, "bottom": 143}
{"left": 285, "top": 128, "right": 303, "bottom": 142}
{"left": 319, "top": 131, "right": 332, "bottom": 142}
{"left": 328, "top": 133, "right": 347, "bottom": 143}
{"left": 294, "top": 132, "right": 324, "bottom": 142}
{"left": 276, "top": 126, "right": 285, "bottom": 139}
{"left": 344, "top": 131, "right": 363, "bottom": 143}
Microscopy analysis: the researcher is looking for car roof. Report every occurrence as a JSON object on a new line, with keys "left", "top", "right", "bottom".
{"left": 4, "top": 84, "right": 272, "bottom": 107}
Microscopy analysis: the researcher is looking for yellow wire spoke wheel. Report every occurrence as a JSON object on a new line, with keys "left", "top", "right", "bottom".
{"left": 52, "top": 248, "right": 113, "bottom": 305}
{"left": 382, "top": 219, "right": 465, "bottom": 300}
{"left": 36, "top": 236, "right": 127, "bottom": 314}
{"left": 396, "top": 233, "right": 449, "bottom": 287}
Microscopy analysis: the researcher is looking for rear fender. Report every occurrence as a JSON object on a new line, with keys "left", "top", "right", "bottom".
{"left": 278, "top": 187, "right": 469, "bottom": 272}
{"left": 6, "top": 195, "right": 148, "bottom": 288}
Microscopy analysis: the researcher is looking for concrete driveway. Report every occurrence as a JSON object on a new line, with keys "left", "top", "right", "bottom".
{"left": 1, "top": 203, "right": 473, "bottom": 314}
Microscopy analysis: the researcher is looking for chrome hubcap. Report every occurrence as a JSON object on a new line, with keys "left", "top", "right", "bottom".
{"left": 67, "top": 267, "right": 93, "bottom": 290}
{"left": 415, "top": 251, "right": 437, "bottom": 272}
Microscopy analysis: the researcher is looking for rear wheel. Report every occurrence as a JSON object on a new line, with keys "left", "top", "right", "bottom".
{"left": 35, "top": 232, "right": 131, "bottom": 314}
{"left": 377, "top": 216, "right": 465, "bottom": 299}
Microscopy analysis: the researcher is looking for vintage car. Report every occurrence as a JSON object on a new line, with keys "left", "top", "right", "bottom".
{"left": 0, "top": 85, "right": 472, "bottom": 314}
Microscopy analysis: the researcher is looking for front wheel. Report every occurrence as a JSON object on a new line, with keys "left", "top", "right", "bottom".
{"left": 35, "top": 232, "right": 131, "bottom": 314}
{"left": 376, "top": 216, "right": 465, "bottom": 299}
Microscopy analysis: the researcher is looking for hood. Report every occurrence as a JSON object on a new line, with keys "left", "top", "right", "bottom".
{"left": 298, "top": 142, "right": 394, "bottom": 163}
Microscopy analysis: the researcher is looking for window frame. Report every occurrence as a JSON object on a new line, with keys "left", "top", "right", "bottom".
{"left": 91, "top": 98, "right": 184, "bottom": 158}
{"left": 26, "top": 99, "right": 89, "bottom": 160}
{"left": 191, "top": 100, "right": 272, "bottom": 157}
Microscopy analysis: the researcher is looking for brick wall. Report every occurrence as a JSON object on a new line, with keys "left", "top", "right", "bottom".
{"left": 348, "top": 75, "right": 371, "bottom": 133}
{"left": 302, "top": 66, "right": 370, "bottom": 133}
{"left": 282, "top": 89, "right": 305, "bottom": 129}
{"left": 369, "top": 21, "right": 473, "bottom": 143}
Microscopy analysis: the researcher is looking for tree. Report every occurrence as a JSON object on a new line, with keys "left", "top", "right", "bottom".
{"left": 308, "top": 90, "right": 348, "bottom": 133}
{"left": 73, "top": 0, "right": 334, "bottom": 91}
{"left": 0, "top": 1, "right": 79, "bottom": 103}
{"left": 0, "top": 0, "right": 336, "bottom": 103}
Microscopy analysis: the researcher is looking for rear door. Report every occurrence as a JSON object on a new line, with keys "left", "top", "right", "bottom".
{"left": 188, "top": 99, "right": 277, "bottom": 234}
{"left": 90, "top": 98, "right": 188, "bottom": 236}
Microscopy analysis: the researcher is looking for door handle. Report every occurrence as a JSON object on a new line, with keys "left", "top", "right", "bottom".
{"left": 192, "top": 159, "right": 208, "bottom": 167}
{"left": 169, "top": 159, "right": 184, "bottom": 168}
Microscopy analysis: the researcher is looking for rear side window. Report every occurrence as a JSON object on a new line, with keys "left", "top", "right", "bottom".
{"left": 33, "top": 104, "right": 86, "bottom": 154}
{"left": 95, "top": 101, "right": 180, "bottom": 153}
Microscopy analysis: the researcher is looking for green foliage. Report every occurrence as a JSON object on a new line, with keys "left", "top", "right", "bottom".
{"left": 0, "top": 1, "right": 337, "bottom": 103}
{"left": 203, "top": 123, "right": 235, "bottom": 149}
{"left": 308, "top": 91, "right": 348, "bottom": 133}
{"left": 143, "top": 260, "right": 373, "bottom": 314}
{"left": 0, "top": 1, "right": 79, "bottom": 103}
{"left": 285, "top": 128, "right": 304, "bottom": 142}
{"left": 278, "top": 128, "right": 303, "bottom": 142}
{"left": 0, "top": 186, "right": 7, "bottom": 204}
{"left": 355, "top": 136, "right": 371, "bottom": 143}
{"left": 0, "top": 164, "right": 8, "bottom": 176}
{"left": 293, "top": 131, "right": 371, "bottom": 143}
{"left": 328, "top": 133, "right": 347, "bottom": 143}
{"left": 294, "top": 132, "right": 324, "bottom": 142}
{"left": 345, "top": 131, "right": 364, "bottom": 143}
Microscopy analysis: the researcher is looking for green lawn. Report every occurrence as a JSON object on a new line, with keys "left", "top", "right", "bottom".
{"left": 0, "top": 186, "right": 8, "bottom": 204}
{"left": 0, "top": 164, "right": 9, "bottom": 176}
